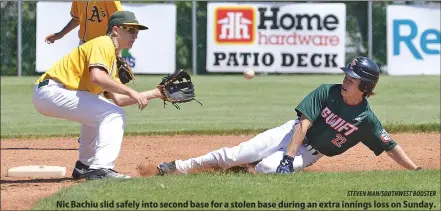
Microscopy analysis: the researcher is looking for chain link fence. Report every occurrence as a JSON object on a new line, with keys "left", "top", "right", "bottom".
{"left": 1, "top": 1, "right": 36, "bottom": 76}
{"left": 1, "top": 1, "right": 437, "bottom": 76}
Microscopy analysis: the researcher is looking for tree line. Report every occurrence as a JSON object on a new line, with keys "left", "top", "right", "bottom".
{"left": 0, "top": 1, "right": 415, "bottom": 76}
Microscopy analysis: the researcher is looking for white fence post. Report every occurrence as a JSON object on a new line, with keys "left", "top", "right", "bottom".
{"left": 192, "top": 0, "right": 197, "bottom": 75}
{"left": 17, "top": 0, "right": 22, "bottom": 76}
{"left": 368, "top": 0, "right": 373, "bottom": 59}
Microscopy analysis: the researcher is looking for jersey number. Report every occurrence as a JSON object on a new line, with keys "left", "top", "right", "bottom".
{"left": 331, "top": 134, "right": 347, "bottom": 147}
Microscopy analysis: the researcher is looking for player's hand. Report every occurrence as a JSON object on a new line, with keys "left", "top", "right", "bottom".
{"left": 45, "top": 33, "right": 62, "bottom": 44}
{"left": 129, "top": 90, "right": 149, "bottom": 110}
{"left": 276, "top": 155, "right": 295, "bottom": 174}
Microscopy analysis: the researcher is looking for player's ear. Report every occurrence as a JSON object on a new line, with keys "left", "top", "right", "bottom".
{"left": 110, "top": 26, "right": 119, "bottom": 37}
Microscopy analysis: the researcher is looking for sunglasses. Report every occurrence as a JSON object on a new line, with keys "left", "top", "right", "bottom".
{"left": 118, "top": 25, "right": 139, "bottom": 35}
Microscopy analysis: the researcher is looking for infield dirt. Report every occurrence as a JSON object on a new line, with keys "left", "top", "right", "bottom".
{"left": 1, "top": 133, "right": 440, "bottom": 210}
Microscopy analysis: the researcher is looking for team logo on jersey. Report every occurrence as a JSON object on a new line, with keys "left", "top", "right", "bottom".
{"left": 122, "top": 49, "right": 136, "bottom": 68}
{"left": 380, "top": 129, "right": 391, "bottom": 143}
{"left": 88, "top": 6, "right": 105, "bottom": 23}
{"left": 214, "top": 7, "right": 255, "bottom": 44}
{"left": 321, "top": 107, "right": 359, "bottom": 136}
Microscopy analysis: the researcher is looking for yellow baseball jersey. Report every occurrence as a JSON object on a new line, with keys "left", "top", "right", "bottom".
{"left": 36, "top": 36, "right": 121, "bottom": 95}
{"left": 70, "top": 1, "right": 123, "bottom": 42}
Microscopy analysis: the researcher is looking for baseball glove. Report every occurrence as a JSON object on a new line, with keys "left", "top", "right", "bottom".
{"left": 116, "top": 56, "right": 134, "bottom": 84}
{"left": 157, "top": 69, "right": 202, "bottom": 109}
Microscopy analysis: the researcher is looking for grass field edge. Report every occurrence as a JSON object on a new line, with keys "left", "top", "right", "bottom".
{"left": 30, "top": 170, "right": 441, "bottom": 210}
{"left": 1, "top": 123, "right": 439, "bottom": 140}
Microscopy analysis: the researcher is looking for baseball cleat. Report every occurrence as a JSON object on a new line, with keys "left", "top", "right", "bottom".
{"left": 157, "top": 161, "right": 177, "bottom": 175}
{"left": 85, "top": 168, "right": 131, "bottom": 180}
{"left": 72, "top": 160, "right": 90, "bottom": 179}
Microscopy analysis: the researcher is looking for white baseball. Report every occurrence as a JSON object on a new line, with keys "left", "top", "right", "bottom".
{"left": 243, "top": 69, "right": 255, "bottom": 80}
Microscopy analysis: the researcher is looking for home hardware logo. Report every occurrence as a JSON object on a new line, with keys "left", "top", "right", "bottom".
{"left": 215, "top": 7, "right": 255, "bottom": 44}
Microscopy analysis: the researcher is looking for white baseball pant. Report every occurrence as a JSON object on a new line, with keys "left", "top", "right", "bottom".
{"left": 175, "top": 120, "right": 324, "bottom": 174}
{"left": 32, "top": 79, "right": 125, "bottom": 170}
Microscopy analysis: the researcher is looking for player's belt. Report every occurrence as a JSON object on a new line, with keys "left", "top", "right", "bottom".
{"left": 302, "top": 138, "right": 319, "bottom": 155}
{"left": 37, "top": 79, "right": 49, "bottom": 88}
{"left": 37, "top": 79, "right": 63, "bottom": 88}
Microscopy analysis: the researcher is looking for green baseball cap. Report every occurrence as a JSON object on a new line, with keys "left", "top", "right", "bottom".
{"left": 108, "top": 11, "right": 148, "bottom": 30}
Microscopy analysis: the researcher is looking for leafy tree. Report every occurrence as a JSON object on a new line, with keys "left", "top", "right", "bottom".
{"left": 1, "top": 1, "right": 19, "bottom": 76}
{"left": 1, "top": 1, "right": 400, "bottom": 76}
{"left": 1, "top": 1, "right": 36, "bottom": 76}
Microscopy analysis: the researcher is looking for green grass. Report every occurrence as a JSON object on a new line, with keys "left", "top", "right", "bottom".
{"left": 1, "top": 75, "right": 440, "bottom": 139}
{"left": 32, "top": 170, "right": 440, "bottom": 210}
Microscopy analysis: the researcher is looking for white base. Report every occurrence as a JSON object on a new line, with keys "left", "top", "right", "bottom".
{"left": 6, "top": 165, "right": 66, "bottom": 178}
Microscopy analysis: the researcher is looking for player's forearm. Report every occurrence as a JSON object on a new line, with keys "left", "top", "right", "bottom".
{"left": 285, "top": 121, "right": 308, "bottom": 157}
{"left": 90, "top": 67, "right": 134, "bottom": 96}
{"left": 386, "top": 145, "right": 420, "bottom": 170}
{"left": 57, "top": 18, "right": 79, "bottom": 37}
{"left": 110, "top": 88, "right": 162, "bottom": 107}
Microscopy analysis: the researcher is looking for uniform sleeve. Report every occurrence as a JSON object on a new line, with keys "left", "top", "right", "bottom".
{"left": 361, "top": 115, "right": 397, "bottom": 156}
{"left": 70, "top": 1, "right": 79, "bottom": 20}
{"left": 106, "top": 1, "right": 123, "bottom": 17}
{"left": 295, "top": 84, "right": 332, "bottom": 123}
{"left": 88, "top": 45, "right": 113, "bottom": 73}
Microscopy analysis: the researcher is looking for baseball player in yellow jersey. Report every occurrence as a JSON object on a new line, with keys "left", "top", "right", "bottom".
{"left": 33, "top": 11, "right": 160, "bottom": 180}
{"left": 45, "top": 1, "right": 122, "bottom": 45}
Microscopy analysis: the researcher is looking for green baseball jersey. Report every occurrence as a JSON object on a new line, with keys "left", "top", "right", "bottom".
{"left": 295, "top": 84, "right": 396, "bottom": 156}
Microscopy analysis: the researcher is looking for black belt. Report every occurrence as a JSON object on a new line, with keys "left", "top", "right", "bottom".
{"left": 303, "top": 138, "right": 319, "bottom": 155}
{"left": 37, "top": 79, "right": 49, "bottom": 88}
